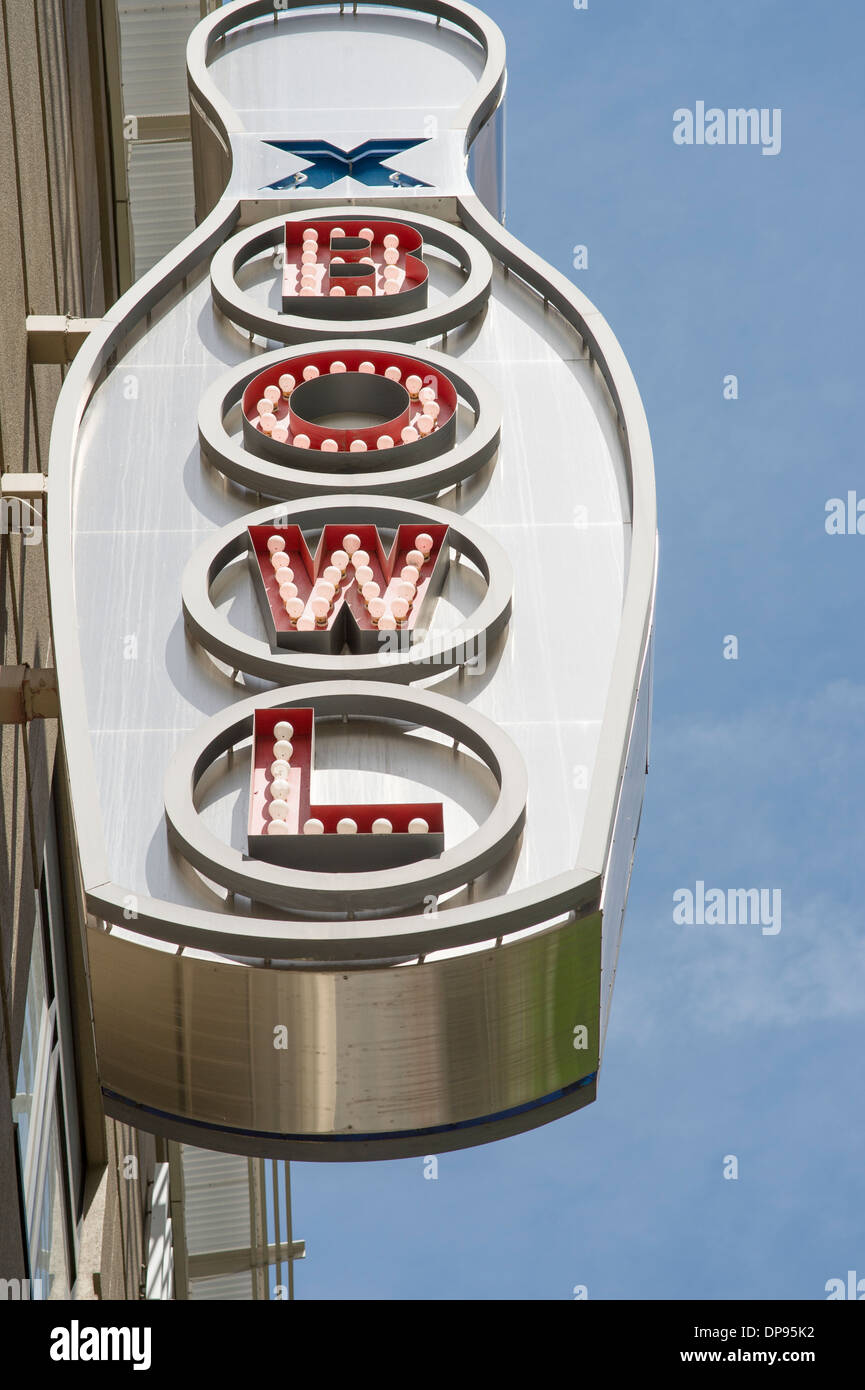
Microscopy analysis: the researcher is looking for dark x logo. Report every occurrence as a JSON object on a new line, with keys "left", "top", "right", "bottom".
{"left": 262, "top": 138, "right": 431, "bottom": 190}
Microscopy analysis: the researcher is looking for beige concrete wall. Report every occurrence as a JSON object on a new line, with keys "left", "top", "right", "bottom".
{"left": 0, "top": 0, "right": 155, "bottom": 1299}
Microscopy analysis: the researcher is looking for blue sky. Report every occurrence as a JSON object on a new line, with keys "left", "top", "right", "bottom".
{"left": 281, "top": 0, "right": 865, "bottom": 1299}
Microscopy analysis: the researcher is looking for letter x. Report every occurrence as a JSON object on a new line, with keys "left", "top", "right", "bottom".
{"left": 262, "top": 138, "right": 431, "bottom": 190}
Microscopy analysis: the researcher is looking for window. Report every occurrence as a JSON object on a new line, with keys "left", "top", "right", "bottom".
{"left": 10, "top": 794, "right": 81, "bottom": 1299}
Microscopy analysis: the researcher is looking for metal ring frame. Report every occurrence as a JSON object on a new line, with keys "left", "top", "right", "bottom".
{"left": 198, "top": 340, "right": 501, "bottom": 499}
{"left": 181, "top": 495, "right": 513, "bottom": 683}
{"left": 163, "top": 682, "right": 528, "bottom": 915}
{"left": 210, "top": 207, "right": 494, "bottom": 345}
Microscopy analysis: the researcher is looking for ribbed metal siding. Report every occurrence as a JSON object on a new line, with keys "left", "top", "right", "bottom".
{"left": 181, "top": 1145, "right": 251, "bottom": 1256}
{"left": 117, "top": 0, "right": 200, "bottom": 277}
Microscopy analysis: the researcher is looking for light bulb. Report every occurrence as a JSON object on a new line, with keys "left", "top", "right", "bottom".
{"left": 329, "top": 285, "right": 346, "bottom": 296}
{"left": 302, "top": 238, "right": 317, "bottom": 254}
{"left": 372, "top": 817, "right": 393, "bottom": 834}
{"left": 270, "top": 759, "right": 290, "bottom": 779}
{"left": 268, "top": 799, "right": 289, "bottom": 821}
{"left": 299, "top": 287, "right": 316, "bottom": 296}
{"left": 376, "top": 435, "right": 394, "bottom": 449}
{"left": 272, "top": 426, "right": 289, "bottom": 443}
{"left": 415, "top": 533, "right": 434, "bottom": 556}
{"left": 419, "top": 386, "right": 436, "bottom": 404}
{"left": 303, "top": 818, "right": 325, "bottom": 834}
{"left": 383, "top": 233, "right": 399, "bottom": 249}
{"left": 349, "top": 439, "right": 367, "bottom": 452}
{"left": 322, "top": 565, "right": 341, "bottom": 587}
{"left": 297, "top": 615, "right": 315, "bottom": 632}
{"left": 285, "top": 598, "right": 304, "bottom": 621}
{"left": 358, "top": 360, "right": 375, "bottom": 374}
{"left": 383, "top": 248, "right": 399, "bottom": 266}
{"left": 302, "top": 228, "right": 318, "bottom": 242}
{"left": 358, "top": 227, "right": 374, "bottom": 241}
{"left": 331, "top": 549, "right": 349, "bottom": 572}
{"left": 329, "top": 360, "right": 346, "bottom": 373}
{"left": 357, "top": 285, "right": 373, "bottom": 296}
{"left": 336, "top": 817, "right": 358, "bottom": 834}
{"left": 302, "top": 365, "right": 319, "bottom": 381}
{"left": 391, "top": 597, "right": 409, "bottom": 621}
{"left": 315, "top": 580, "right": 336, "bottom": 602}
{"left": 256, "top": 397, "right": 270, "bottom": 417}
{"left": 266, "top": 535, "right": 286, "bottom": 554}
{"left": 273, "top": 566, "right": 292, "bottom": 587}
{"left": 406, "top": 549, "right": 424, "bottom": 570}
{"left": 378, "top": 612, "right": 397, "bottom": 630}
{"left": 320, "top": 439, "right": 338, "bottom": 452}
{"left": 396, "top": 580, "right": 415, "bottom": 602}
{"left": 310, "top": 597, "right": 329, "bottom": 621}
{"left": 330, "top": 255, "right": 345, "bottom": 265}
{"left": 258, "top": 413, "right": 276, "bottom": 434}
{"left": 383, "top": 281, "right": 399, "bottom": 295}
{"left": 264, "top": 385, "right": 281, "bottom": 405}
{"left": 384, "top": 365, "right": 401, "bottom": 382}
{"left": 279, "top": 583, "right": 298, "bottom": 602}
{"left": 354, "top": 565, "right": 373, "bottom": 587}
{"left": 270, "top": 551, "right": 291, "bottom": 571}
{"left": 400, "top": 426, "right": 419, "bottom": 444}
{"left": 271, "top": 777, "right": 291, "bottom": 801}
{"left": 361, "top": 581, "right": 380, "bottom": 603}
{"left": 331, "top": 227, "right": 345, "bottom": 238}
{"left": 368, "top": 598, "right": 386, "bottom": 621}
{"left": 300, "top": 274, "right": 317, "bottom": 290}
{"left": 405, "top": 374, "right": 423, "bottom": 397}
{"left": 274, "top": 721, "right": 294, "bottom": 740}
{"left": 342, "top": 534, "right": 361, "bottom": 556}
{"left": 426, "top": 401, "right": 440, "bottom": 420}
{"left": 401, "top": 564, "right": 420, "bottom": 585}
{"left": 278, "top": 374, "right": 295, "bottom": 396}
{"left": 301, "top": 251, "right": 317, "bottom": 266}
{"left": 268, "top": 820, "right": 291, "bottom": 835}
{"left": 351, "top": 549, "right": 370, "bottom": 569}
{"left": 382, "top": 265, "right": 401, "bottom": 282}
{"left": 293, "top": 434, "right": 311, "bottom": 449}
{"left": 416, "top": 415, "right": 434, "bottom": 436}
{"left": 273, "top": 739, "right": 293, "bottom": 760}
{"left": 408, "top": 817, "right": 429, "bottom": 834}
